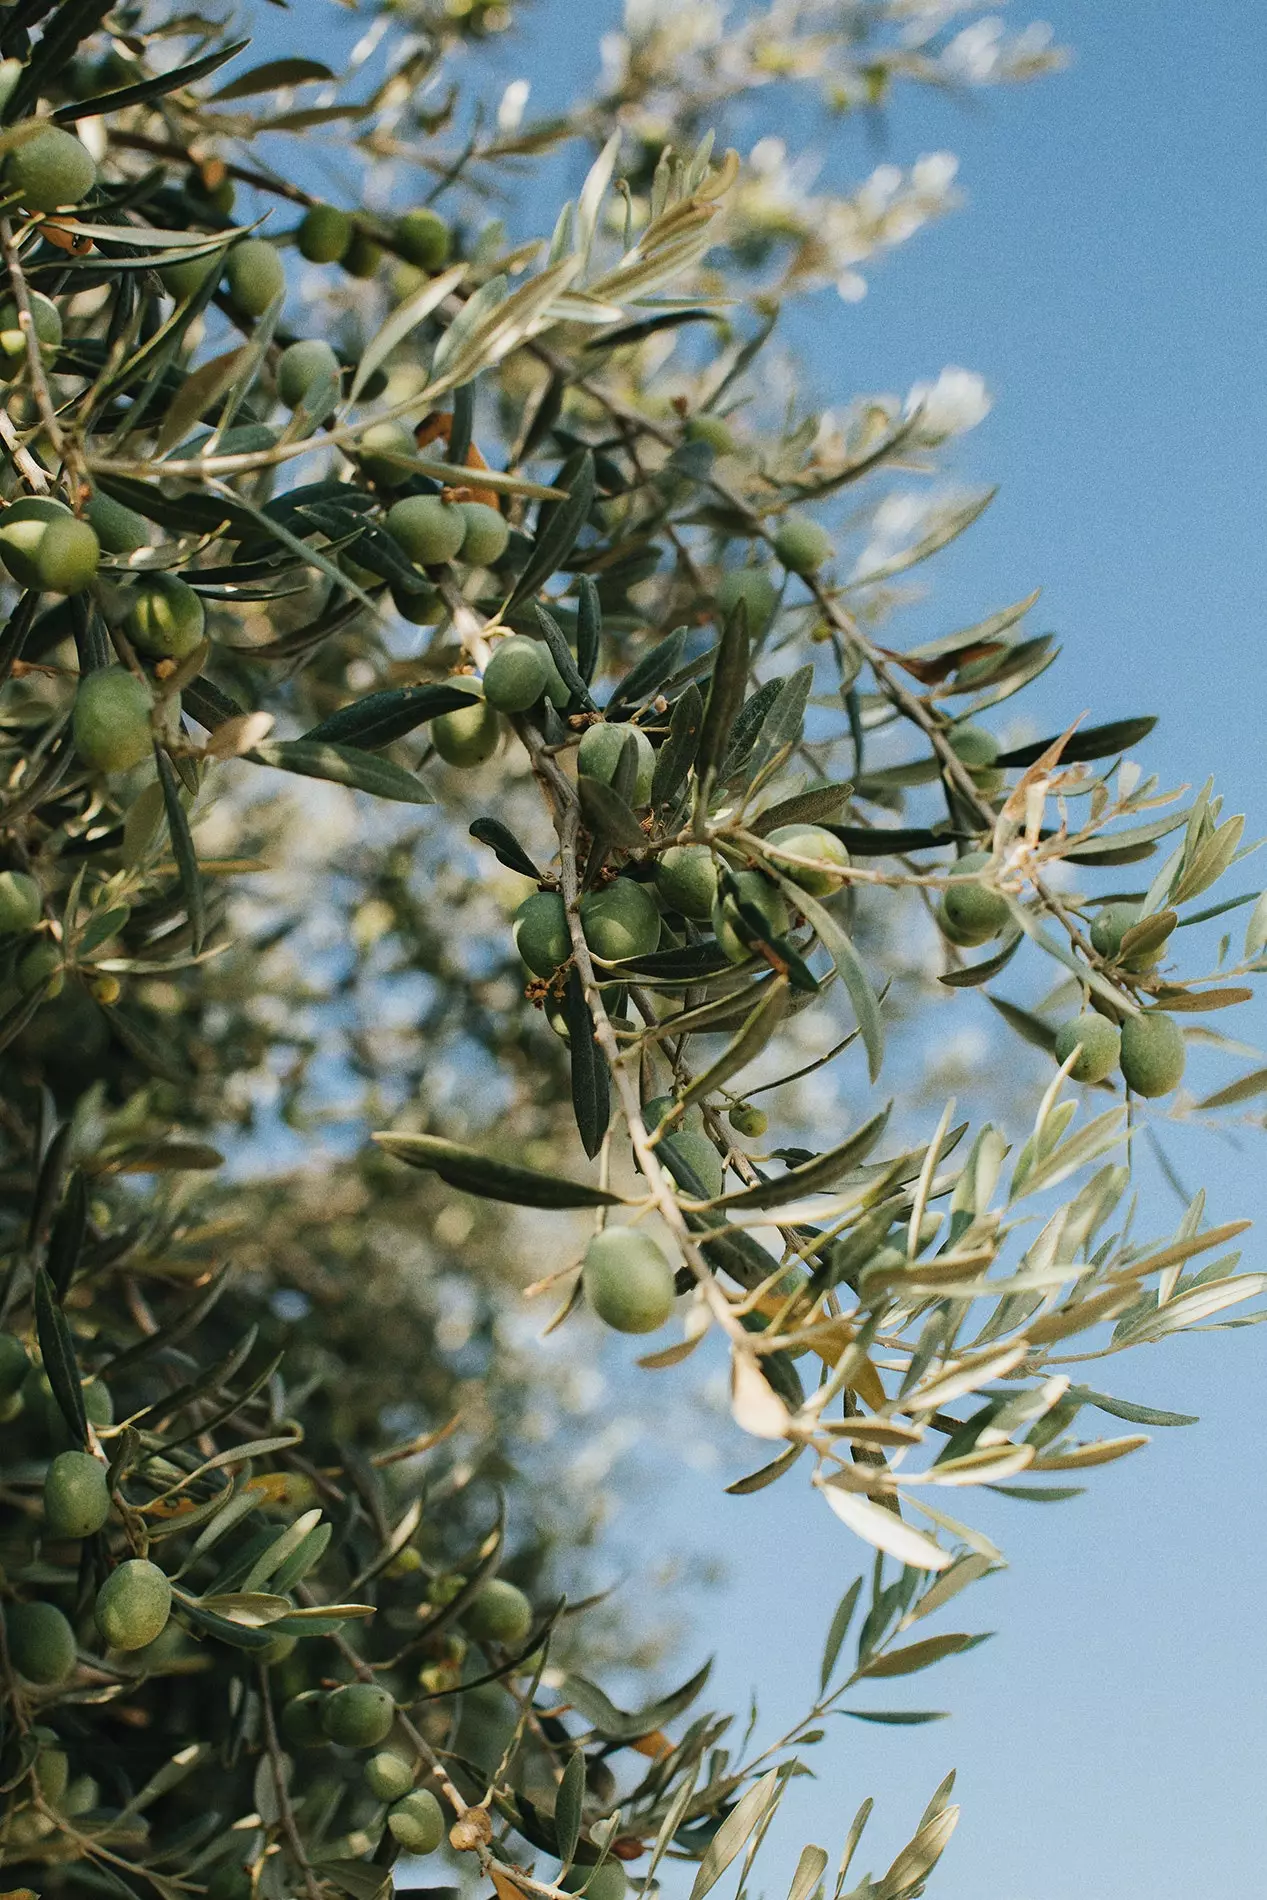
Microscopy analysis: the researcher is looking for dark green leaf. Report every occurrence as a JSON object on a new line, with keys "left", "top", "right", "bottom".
{"left": 211, "top": 56, "right": 335, "bottom": 101}
{"left": 720, "top": 677, "right": 784, "bottom": 781}
{"left": 769, "top": 878, "right": 884, "bottom": 1082}
{"left": 996, "top": 717, "right": 1157, "bottom": 769}
{"left": 578, "top": 774, "right": 645, "bottom": 848}
{"left": 470, "top": 818, "right": 543, "bottom": 881}
{"left": 987, "top": 1484, "right": 1086, "bottom": 1502}
{"left": 155, "top": 749, "right": 205, "bottom": 955}
{"left": 751, "top": 665, "right": 813, "bottom": 775}
{"left": 576, "top": 576, "right": 602, "bottom": 684}
{"left": 829, "top": 826, "right": 962, "bottom": 857}
{"left": 843, "top": 1710, "right": 948, "bottom": 1726}
{"left": 696, "top": 600, "right": 751, "bottom": 784}
{"left": 246, "top": 741, "right": 433, "bottom": 805}
{"left": 565, "top": 968, "right": 610, "bottom": 1160}
{"left": 716, "top": 1109, "right": 890, "bottom": 1212}
{"left": 651, "top": 682, "right": 704, "bottom": 806}
{"left": 34, "top": 1268, "right": 88, "bottom": 1447}
{"left": 177, "top": 676, "right": 247, "bottom": 732}
{"left": 987, "top": 994, "right": 1057, "bottom": 1055}
{"left": 555, "top": 1751, "right": 587, "bottom": 1870}
{"left": 372, "top": 1133, "right": 623, "bottom": 1208}
{"left": 857, "top": 1632, "right": 989, "bottom": 1679}
{"left": 54, "top": 38, "right": 250, "bottom": 120}
{"left": 608, "top": 626, "right": 689, "bottom": 716}
{"left": 304, "top": 683, "right": 478, "bottom": 750}
{"left": 46, "top": 1172, "right": 86, "bottom": 1302}
{"left": 561, "top": 1660, "right": 712, "bottom": 1743}
{"left": 312, "top": 1863, "right": 393, "bottom": 1900}
{"left": 103, "top": 1006, "right": 192, "bottom": 1085}
{"left": 616, "top": 940, "right": 732, "bottom": 980}
{"left": 536, "top": 603, "right": 594, "bottom": 710}
{"left": 509, "top": 451, "right": 596, "bottom": 609}
{"left": 751, "top": 784, "right": 851, "bottom": 836}
{"left": 939, "top": 931, "right": 1022, "bottom": 989}
{"left": 172, "top": 1597, "right": 281, "bottom": 1654}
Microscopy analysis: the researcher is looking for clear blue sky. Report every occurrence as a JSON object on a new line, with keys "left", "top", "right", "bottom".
{"left": 244, "top": 6, "right": 1267, "bottom": 1896}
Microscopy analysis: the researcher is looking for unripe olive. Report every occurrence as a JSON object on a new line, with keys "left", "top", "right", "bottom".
{"left": 277, "top": 338, "right": 341, "bottom": 413}
{"left": 0, "top": 496, "right": 73, "bottom": 588}
{"left": 395, "top": 208, "right": 451, "bottom": 271}
{"left": 729, "top": 1103, "right": 769, "bottom": 1137}
{"left": 6, "top": 1601, "right": 76, "bottom": 1684}
{"left": 188, "top": 169, "right": 235, "bottom": 216}
{"left": 463, "top": 1577, "right": 534, "bottom": 1647}
{"left": 384, "top": 494, "right": 465, "bottom": 565}
{"left": 772, "top": 515, "right": 833, "bottom": 575}
{"left": 712, "top": 871, "right": 790, "bottom": 964}
{"left": 513, "top": 890, "right": 570, "bottom": 976}
{"left": 457, "top": 501, "right": 509, "bottom": 567}
{"left": 1090, "top": 900, "right": 1166, "bottom": 970}
{"left": 43, "top": 1450, "right": 110, "bottom": 1539}
{"left": 431, "top": 695, "right": 500, "bottom": 767}
{"left": 1119, "top": 1011, "right": 1186, "bottom": 1098}
{"left": 159, "top": 250, "right": 221, "bottom": 302}
{"left": 659, "top": 1128, "right": 725, "bottom": 1199}
{"left": 83, "top": 1381, "right": 113, "bottom": 1431}
{"left": 947, "top": 723, "right": 999, "bottom": 770}
{"left": 391, "top": 581, "right": 443, "bottom": 624}
{"left": 18, "top": 941, "right": 63, "bottom": 997}
{"left": 563, "top": 1862, "right": 629, "bottom": 1900}
{"left": 0, "top": 290, "right": 62, "bottom": 379}
{"left": 297, "top": 204, "right": 353, "bottom": 264}
{"left": 582, "top": 1227, "right": 676, "bottom": 1334}
{"left": 342, "top": 229, "right": 383, "bottom": 279}
{"left": 86, "top": 491, "right": 148, "bottom": 556}
{"left": 683, "top": 414, "right": 736, "bottom": 455}
{"left": 483, "top": 635, "right": 550, "bottom": 712}
{"left": 33, "top": 1735, "right": 69, "bottom": 1804}
{"left": 716, "top": 567, "right": 777, "bottom": 636}
{"left": 224, "top": 240, "right": 285, "bottom": 318}
{"left": 937, "top": 852, "right": 1009, "bottom": 948}
{"left": 61, "top": 1773, "right": 99, "bottom": 1817}
{"left": 1053, "top": 1011, "right": 1121, "bottom": 1085}
{"left": 94, "top": 1559, "right": 171, "bottom": 1651}
{"left": 0, "top": 1330, "right": 28, "bottom": 1399}
{"left": 577, "top": 721, "right": 655, "bottom": 807}
{"left": 0, "top": 870, "right": 40, "bottom": 934}
{"left": 30, "top": 517, "right": 99, "bottom": 595}
{"left": 6, "top": 126, "right": 96, "bottom": 212}
{"left": 580, "top": 878, "right": 660, "bottom": 963}
{"left": 764, "top": 822, "right": 850, "bottom": 895}
{"left": 653, "top": 844, "right": 717, "bottom": 919}
{"left": 124, "top": 573, "right": 205, "bottom": 660}
{"left": 365, "top": 1749, "right": 415, "bottom": 1803}
{"left": 322, "top": 1681, "right": 395, "bottom": 1748}
{"left": 280, "top": 1690, "right": 329, "bottom": 1751}
{"left": 388, "top": 1787, "right": 445, "bottom": 1854}
{"left": 358, "top": 421, "right": 416, "bottom": 485}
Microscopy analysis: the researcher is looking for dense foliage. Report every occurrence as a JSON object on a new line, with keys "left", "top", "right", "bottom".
{"left": 0, "top": 5, "right": 1262, "bottom": 1899}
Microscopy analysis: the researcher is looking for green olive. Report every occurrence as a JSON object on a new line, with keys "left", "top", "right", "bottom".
{"left": 582, "top": 1227, "right": 676, "bottom": 1334}
{"left": 224, "top": 240, "right": 285, "bottom": 318}
{"left": 563, "top": 1861, "right": 628, "bottom": 1900}
{"left": 44, "top": 1450, "right": 111, "bottom": 1539}
{"left": 6, "top": 125, "right": 96, "bottom": 212}
{"left": 297, "top": 204, "right": 353, "bottom": 264}
{"left": 1053, "top": 1011, "right": 1121, "bottom": 1084}
{"left": 365, "top": 1749, "right": 415, "bottom": 1802}
{"left": 0, "top": 497, "right": 73, "bottom": 589}
{"left": 124, "top": 573, "right": 205, "bottom": 660}
{"left": 357, "top": 421, "right": 417, "bottom": 485}
{"left": 95, "top": 1559, "right": 171, "bottom": 1651}
{"left": 86, "top": 491, "right": 148, "bottom": 556}
{"left": 937, "top": 852, "right": 1009, "bottom": 948}
{"left": 30, "top": 517, "right": 99, "bottom": 595}
{"left": 462, "top": 1578, "right": 533, "bottom": 1647}
{"left": 0, "top": 870, "right": 41, "bottom": 934}
{"left": 580, "top": 878, "right": 660, "bottom": 963}
{"left": 394, "top": 209, "right": 451, "bottom": 271}
{"left": 1119, "top": 1011, "right": 1186, "bottom": 1098}
{"left": 391, "top": 580, "right": 444, "bottom": 624}
{"left": 483, "top": 635, "right": 550, "bottom": 712}
{"left": 321, "top": 1681, "right": 395, "bottom": 1748}
{"left": 763, "top": 823, "right": 850, "bottom": 895}
{"left": 6, "top": 1600, "right": 77, "bottom": 1684}
{"left": 457, "top": 501, "right": 509, "bottom": 567}
{"left": 728, "top": 1103, "right": 769, "bottom": 1137}
{"left": 657, "top": 1128, "right": 725, "bottom": 1199}
{"left": 0, "top": 1330, "right": 29, "bottom": 1399}
{"left": 513, "top": 890, "right": 570, "bottom": 976}
{"left": 159, "top": 249, "right": 222, "bottom": 302}
{"left": 653, "top": 844, "right": 717, "bottom": 919}
{"left": 772, "top": 515, "right": 833, "bottom": 575}
{"left": 683, "top": 414, "right": 736, "bottom": 455}
{"left": 276, "top": 338, "right": 341, "bottom": 414}
{"left": 947, "top": 723, "right": 999, "bottom": 770}
{"left": 577, "top": 722, "right": 655, "bottom": 807}
{"left": 17, "top": 941, "right": 63, "bottom": 998}
{"left": 0, "top": 290, "right": 62, "bottom": 379}
{"left": 431, "top": 695, "right": 501, "bottom": 767}
{"left": 716, "top": 568, "right": 777, "bottom": 637}
{"left": 342, "top": 229, "right": 384, "bottom": 279}
{"left": 388, "top": 1788, "right": 446, "bottom": 1853}
{"left": 384, "top": 494, "right": 466, "bottom": 565}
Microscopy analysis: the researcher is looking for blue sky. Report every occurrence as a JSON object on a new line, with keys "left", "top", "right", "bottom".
{"left": 242, "top": 6, "right": 1267, "bottom": 1896}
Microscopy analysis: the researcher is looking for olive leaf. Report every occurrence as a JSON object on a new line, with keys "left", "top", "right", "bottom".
{"left": 696, "top": 599, "right": 750, "bottom": 788}
{"left": 34, "top": 1267, "right": 88, "bottom": 1447}
{"left": 565, "top": 967, "right": 611, "bottom": 1160}
{"left": 508, "top": 449, "right": 596, "bottom": 608}
{"left": 155, "top": 748, "right": 205, "bottom": 955}
{"left": 246, "top": 741, "right": 433, "bottom": 805}
{"left": 303, "top": 683, "right": 478, "bottom": 750}
{"left": 372, "top": 1133, "right": 624, "bottom": 1207}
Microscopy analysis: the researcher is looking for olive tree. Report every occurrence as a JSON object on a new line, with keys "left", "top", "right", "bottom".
{"left": 0, "top": 4, "right": 1263, "bottom": 1898}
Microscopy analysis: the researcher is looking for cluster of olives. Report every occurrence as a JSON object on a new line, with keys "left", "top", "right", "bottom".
{"left": 296, "top": 202, "right": 451, "bottom": 281}
{"left": 281, "top": 1683, "right": 445, "bottom": 1853}
{"left": 3, "top": 123, "right": 97, "bottom": 215}
{"left": 5, "top": 1552, "right": 171, "bottom": 1684}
